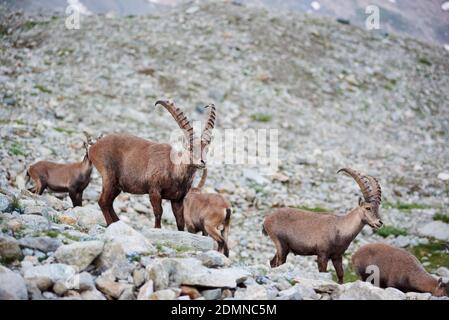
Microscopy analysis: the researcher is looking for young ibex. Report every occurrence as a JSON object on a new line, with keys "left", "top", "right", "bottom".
{"left": 352, "top": 243, "right": 449, "bottom": 297}
{"left": 88, "top": 100, "right": 216, "bottom": 227}
{"left": 26, "top": 133, "right": 94, "bottom": 207}
{"left": 183, "top": 168, "right": 232, "bottom": 257}
{"left": 262, "top": 168, "right": 383, "bottom": 283}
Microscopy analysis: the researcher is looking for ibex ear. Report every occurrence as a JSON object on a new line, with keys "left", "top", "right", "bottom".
{"left": 358, "top": 197, "right": 363, "bottom": 206}
{"left": 438, "top": 278, "right": 444, "bottom": 287}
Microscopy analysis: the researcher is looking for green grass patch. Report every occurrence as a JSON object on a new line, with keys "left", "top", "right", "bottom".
{"left": 375, "top": 225, "right": 408, "bottom": 238}
{"left": 9, "top": 197, "right": 23, "bottom": 213}
{"left": 409, "top": 240, "right": 449, "bottom": 271}
{"left": 9, "top": 143, "right": 27, "bottom": 156}
{"left": 251, "top": 113, "right": 272, "bottom": 122}
{"left": 331, "top": 266, "right": 359, "bottom": 284}
{"left": 54, "top": 127, "right": 74, "bottom": 134}
{"left": 417, "top": 57, "right": 432, "bottom": 66}
{"left": 34, "top": 84, "right": 52, "bottom": 94}
{"left": 383, "top": 202, "right": 430, "bottom": 211}
{"left": 127, "top": 253, "right": 141, "bottom": 263}
{"left": 433, "top": 213, "right": 449, "bottom": 224}
{"left": 296, "top": 206, "right": 329, "bottom": 213}
{"left": 173, "top": 244, "right": 192, "bottom": 253}
{"left": 23, "top": 20, "right": 50, "bottom": 30}
{"left": 62, "top": 232, "right": 81, "bottom": 242}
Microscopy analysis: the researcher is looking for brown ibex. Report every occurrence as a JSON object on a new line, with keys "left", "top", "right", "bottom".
{"left": 183, "top": 168, "right": 232, "bottom": 257}
{"left": 262, "top": 168, "right": 383, "bottom": 283}
{"left": 26, "top": 133, "right": 94, "bottom": 207}
{"left": 352, "top": 243, "right": 449, "bottom": 297}
{"left": 88, "top": 100, "right": 216, "bottom": 228}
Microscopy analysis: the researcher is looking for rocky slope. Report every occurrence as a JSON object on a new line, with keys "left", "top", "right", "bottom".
{"left": 0, "top": 0, "right": 448, "bottom": 300}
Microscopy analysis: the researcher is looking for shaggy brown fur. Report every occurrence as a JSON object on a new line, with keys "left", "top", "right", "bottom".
{"left": 183, "top": 168, "right": 232, "bottom": 256}
{"left": 88, "top": 100, "right": 216, "bottom": 228}
{"left": 263, "top": 168, "right": 383, "bottom": 283}
{"left": 26, "top": 135, "right": 93, "bottom": 207}
{"left": 352, "top": 243, "right": 449, "bottom": 297}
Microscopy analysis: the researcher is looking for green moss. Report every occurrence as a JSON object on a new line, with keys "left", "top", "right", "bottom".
{"left": 173, "top": 244, "right": 192, "bottom": 253}
{"left": 375, "top": 225, "right": 407, "bottom": 238}
{"left": 54, "top": 127, "right": 74, "bottom": 134}
{"left": 331, "top": 266, "right": 359, "bottom": 283}
{"left": 433, "top": 213, "right": 449, "bottom": 224}
{"left": 251, "top": 113, "right": 272, "bottom": 122}
{"left": 9, "top": 143, "right": 27, "bottom": 157}
{"left": 155, "top": 243, "right": 164, "bottom": 252}
{"left": 34, "top": 84, "right": 52, "bottom": 94}
{"left": 62, "top": 232, "right": 81, "bottom": 242}
{"left": 296, "top": 206, "right": 329, "bottom": 213}
{"left": 418, "top": 57, "right": 432, "bottom": 66}
{"left": 23, "top": 20, "right": 50, "bottom": 30}
{"left": 127, "top": 253, "right": 141, "bottom": 263}
{"left": 409, "top": 240, "right": 449, "bottom": 272}
{"left": 10, "top": 197, "right": 23, "bottom": 213}
{"left": 383, "top": 202, "right": 430, "bottom": 211}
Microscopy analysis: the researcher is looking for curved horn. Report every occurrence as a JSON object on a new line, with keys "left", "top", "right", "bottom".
{"left": 155, "top": 100, "right": 194, "bottom": 150}
{"left": 201, "top": 104, "right": 216, "bottom": 146}
{"left": 337, "top": 168, "right": 381, "bottom": 205}
{"left": 196, "top": 168, "right": 208, "bottom": 189}
{"left": 83, "top": 131, "right": 93, "bottom": 145}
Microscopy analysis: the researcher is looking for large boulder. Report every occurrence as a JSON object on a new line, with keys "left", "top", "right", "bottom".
{"left": 96, "top": 221, "right": 155, "bottom": 272}
{"left": 0, "top": 194, "right": 10, "bottom": 212}
{"left": 54, "top": 240, "right": 104, "bottom": 271}
{"left": 64, "top": 205, "right": 107, "bottom": 229}
{"left": 24, "top": 263, "right": 76, "bottom": 290}
{"left": 0, "top": 266, "right": 28, "bottom": 300}
{"left": 0, "top": 233, "right": 23, "bottom": 262}
{"left": 18, "top": 236, "right": 62, "bottom": 253}
{"left": 147, "top": 258, "right": 249, "bottom": 289}
{"left": 141, "top": 228, "right": 214, "bottom": 252}
{"left": 418, "top": 221, "right": 449, "bottom": 241}
{"left": 332, "top": 281, "right": 406, "bottom": 300}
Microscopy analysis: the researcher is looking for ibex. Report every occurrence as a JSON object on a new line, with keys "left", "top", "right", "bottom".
{"left": 262, "top": 168, "right": 383, "bottom": 283}
{"left": 183, "top": 168, "right": 232, "bottom": 257}
{"left": 88, "top": 100, "right": 216, "bottom": 228}
{"left": 26, "top": 133, "right": 94, "bottom": 207}
{"left": 352, "top": 243, "right": 449, "bottom": 297}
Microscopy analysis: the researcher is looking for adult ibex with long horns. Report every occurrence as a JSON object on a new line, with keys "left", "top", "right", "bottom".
{"left": 88, "top": 100, "right": 216, "bottom": 229}
{"left": 263, "top": 168, "right": 383, "bottom": 283}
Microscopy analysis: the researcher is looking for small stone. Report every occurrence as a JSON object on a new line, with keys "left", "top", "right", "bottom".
{"left": 0, "top": 233, "right": 23, "bottom": 262}
{"left": 95, "top": 274, "right": 132, "bottom": 299}
{"left": 137, "top": 280, "right": 154, "bottom": 300}
{"left": 0, "top": 266, "right": 28, "bottom": 300}
{"left": 133, "top": 268, "right": 146, "bottom": 287}
{"left": 406, "top": 292, "right": 431, "bottom": 300}
{"left": 18, "top": 236, "right": 62, "bottom": 253}
{"left": 201, "top": 288, "right": 222, "bottom": 300}
{"left": 0, "top": 194, "right": 11, "bottom": 212}
{"left": 80, "top": 288, "right": 106, "bottom": 300}
{"left": 119, "top": 287, "right": 135, "bottom": 300}
{"left": 150, "top": 289, "right": 180, "bottom": 300}
{"left": 437, "top": 172, "right": 449, "bottom": 181}
{"left": 234, "top": 284, "right": 268, "bottom": 300}
{"left": 180, "top": 286, "right": 201, "bottom": 299}
{"left": 197, "top": 250, "right": 231, "bottom": 268}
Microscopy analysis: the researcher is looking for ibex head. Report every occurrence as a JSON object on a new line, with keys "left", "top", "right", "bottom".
{"left": 155, "top": 100, "right": 216, "bottom": 169}
{"left": 338, "top": 168, "right": 383, "bottom": 230}
{"left": 433, "top": 278, "right": 449, "bottom": 297}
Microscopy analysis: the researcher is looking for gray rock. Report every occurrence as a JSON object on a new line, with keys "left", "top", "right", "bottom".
{"left": 0, "top": 266, "right": 28, "bottom": 300}
{"left": 234, "top": 284, "right": 268, "bottom": 300}
{"left": 95, "top": 274, "right": 132, "bottom": 299}
{"left": 81, "top": 288, "right": 107, "bottom": 300}
{"left": 406, "top": 292, "right": 432, "bottom": 300}
{"left": 64, "top": 205, "right": 107, "bottom": 229}
{"left": 0, "top": 233, "right": 23, "bottom": 262}
{"left": 148, "top": 258, "right": 249, "bottom": 288}
{"left": 201, "top": 288, "right": 222, "bottom": 300}
{"left": 277, "top": 283, "right": 319, "bottom": 300}
{"left": 197, "top": 250, "right": 231, "bottom": 268}
{"left": 97, "top": 221, "right": 155, "bottom": 272}
{"left": 294, "top": 278, "right": 339, "bottom": 294}
{"left": 137, "top": 280, "right": 154, "bottom": 300}
{"left": 141, "top": 228, "right": 214, "bottom": 252}
{"left": 18, "top": 236, "right": 62, "bottom": 253}
{"left": 54, "top": 240, "right": 104, "bottom": 271}
{"left": 24, "top": 263, "right": 76, "bottom": 288}
{"left": 133, "top": 268, "right": 146, "bottom": 287}
{"left": 119, "top": 287, "right": 135, "bottom": 300}
{"left": 17, "top": 214, "right": 50, "bottom": 231}
{"left": 150, "top": 289, "right": 180, "bottom": 300}
{"left": 418, "top": 221, "right": 449, "bottom": 240}
{"left": 436, "top": 267, "right": 449, "bottom": 278}
{"left": 333, "top": 281, "right": 406, "bottom": 300}
{"left": 0, "top": 194, "right": 10, "bottom": 212}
